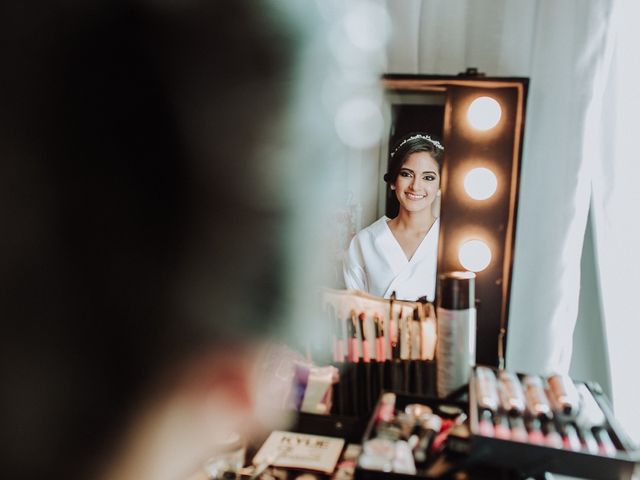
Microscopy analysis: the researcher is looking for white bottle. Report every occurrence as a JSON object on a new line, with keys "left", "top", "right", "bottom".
{"left": 436, "top": 272, "right": 476, "bottom": 398}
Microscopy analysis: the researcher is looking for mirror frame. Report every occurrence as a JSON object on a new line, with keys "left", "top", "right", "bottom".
{"left": 381, "top": 73, "right": 529, "bottom": 367}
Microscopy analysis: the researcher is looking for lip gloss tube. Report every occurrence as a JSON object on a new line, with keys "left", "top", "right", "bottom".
{"left": 523, "top": 375, "right": 552, "bottom": 419}
{"left": 526, "top": 418, "right": 545, "bottom": 445}
{"left": 508, "top": 416, "right": 529, "bottom": 443}
{"left": 493, "top": 412, "right": 511, "bottom": 440}
{"left": 548, "top": 374, "right": 580, "bottom": 416}
{"left": 475, "top": 367, "right": 499, "bottom": 413}
{"left": 498, "top": 371, "right": 526, "bottom": 415}
{"left": 478, "top": 409, "right": 495, "bottom": 438}
{"left": 542, "top": 420, "right": 563, "bottom": 449}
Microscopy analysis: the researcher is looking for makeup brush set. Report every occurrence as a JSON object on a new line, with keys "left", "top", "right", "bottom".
{"left": 324, "top": 293, "right": 439, "bottom": 417}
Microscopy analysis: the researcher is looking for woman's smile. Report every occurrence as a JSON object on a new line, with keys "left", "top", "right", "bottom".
{"left": 406, "top": 191, "right": 426, "bottom": 201}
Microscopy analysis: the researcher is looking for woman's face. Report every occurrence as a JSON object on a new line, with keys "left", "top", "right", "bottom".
{"left": 393, "top": 151, "right": 440, "bottom": 214}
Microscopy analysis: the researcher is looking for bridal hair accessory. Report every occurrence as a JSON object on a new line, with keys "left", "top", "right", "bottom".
{"left": 390, "top": 134, "right": 444, "bottom": 157}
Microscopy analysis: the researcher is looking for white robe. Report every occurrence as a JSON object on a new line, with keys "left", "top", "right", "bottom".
{"left": 343, "top": 216, "right": 439, "bottom": 301}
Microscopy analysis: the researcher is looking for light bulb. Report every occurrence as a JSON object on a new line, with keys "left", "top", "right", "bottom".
{"left": 464, "top": 167, "right": 498, "bottom": 200}
{"left": 458, "top": 239, "right": 492, "bottom": 272}
{"left": 467, "top": 96, "right": 501, "bottom": 131}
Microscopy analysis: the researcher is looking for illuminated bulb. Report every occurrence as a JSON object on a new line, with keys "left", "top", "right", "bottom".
{"left": 464, "top": 167, "right": 498, "bottom": 200}
{"left": 343, "top": 3, "right": 390, "bottom": 51}
{"left": 334, "top": 97, "right": 383, "bottom": 149}
{"left": 459, "top": 239, "right": 492, "bottom": 272}
{"left": 467, "top": 96, "right": 502, "bottom": 131}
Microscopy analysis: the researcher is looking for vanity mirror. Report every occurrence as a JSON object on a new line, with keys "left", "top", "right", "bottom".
{"left": 346, "top": 72, "right": 528, "bottom": 367}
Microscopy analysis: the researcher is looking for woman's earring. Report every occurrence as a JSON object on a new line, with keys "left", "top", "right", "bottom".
{"left": 390, "top": 185, "right": 396, "bottom": 190}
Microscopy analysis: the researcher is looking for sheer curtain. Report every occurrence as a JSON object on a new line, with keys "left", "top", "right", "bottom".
{"left": 384, "top": 0, "right": 640, "bottom": 442}
{"left": 587, "top": 0, "right": 640, "bottom": 444}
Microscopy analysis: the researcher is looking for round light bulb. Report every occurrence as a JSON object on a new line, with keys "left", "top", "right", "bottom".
{"left": 334, "top": 97, "right": 383, "bottom": 149}
{"left": 458, "top": 239, "right": 492, "bottom": 272}
{"left": 467, "top": 96, "right": 502, "bottom": 131}
{"left": 464, "top": 167, "right": 498, "bottom": 200}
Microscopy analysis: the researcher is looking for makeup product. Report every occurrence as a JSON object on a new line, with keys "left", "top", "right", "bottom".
{"left": 359, "top": 313, "right": 370, "bottom": 363}
{"left": 522, "top": 375, "right": 552, "bottom": 418}
{"left": 396, "top": 412, "right": 417, "bottom": 439}
{"left": 478, "top": 409, "right": 495, "bottom": 438}
{"left": 561, "top": 423, "right": 582, "bottom": 452}
{"left": 405, "top": 403, "right": 433, "bottom": 419}
{"left": 329, "top": 306, "right": 341, "bottom": 363}
{"left": 526, "top": 418, "right": 545, "bottom": 445}
{"left": 542, "top": 420, "right": 563, "bottom": 449}
{"left": 360, "top": 438, "right": 394, "bottom": 472}
{"left": 389, "top": 293, "right": 397, "bottom": 353}
{"left": 375, "top": 421, "right": 402, "bottom": 442}
{"left": 576, "top": 424, "right": 600, "bottom": 454}
{"left": 493, "top": 413, "right": 511, "bottom": 440}
{"left": 431, "top": 413, "right": 468, "bottom": 453}
{"left": 475, "top": 366, "right": 499, "bottom": 412}
{"left": 593, "top": 426, "right": 617, "bottom": 457}
{"left": 548, "top": 374, "right": 580, "bottom": 416}
{"left": 437, "top": 404, "right": 464, "bottom": 419}
{"left": 436, "top": 272, "right": 477, "bottom": 397}
{"left": 393, "top": 440, "right": 417, "bottom": 474}
{"left": 413, "top": 414, "right": 442, "bottom": 466}
{"left": 508, "top": 416, "right": 529, "bottom": 443}
{"left": 376, "top": 392, "right": 396, "bottom": 423}
{"left": 374, "top": 314, "right": 385, "bottom": 361}
{"left": 497, "top": 370, "right": 526, "bottom": 415}
{"left": 348, "top": 311, "right": 360, "bottom": 363}
{"left": 420, "top": 302, "right": 437, "bottom": 361}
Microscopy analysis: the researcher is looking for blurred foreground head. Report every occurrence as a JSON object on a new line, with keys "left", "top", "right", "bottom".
{"left": 0, "top": 1, "right": 335, "bottom": 478}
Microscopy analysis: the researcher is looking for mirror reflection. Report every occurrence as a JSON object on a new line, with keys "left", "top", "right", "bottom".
{"left": 342, "top": 133, "right": 443, "bottom": 302}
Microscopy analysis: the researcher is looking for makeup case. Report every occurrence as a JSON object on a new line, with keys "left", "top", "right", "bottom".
{"left": 466, "top": 366, "right": 638, "bottom": 480}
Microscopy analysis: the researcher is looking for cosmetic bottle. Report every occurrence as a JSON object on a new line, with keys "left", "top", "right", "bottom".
{"left": 436, "top": 271, "right": 476, "bottom": 397}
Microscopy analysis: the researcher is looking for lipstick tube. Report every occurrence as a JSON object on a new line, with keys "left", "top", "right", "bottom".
{"left": 542, "top": 420, "right": 563, "bottom": 449}
{"left": 548, "top": 374, "right": 580, "bottom": 416}
{"left": 523, "top": 375, "right": 552, "bottom": 418}
{"left": 508, "top": 416, "right": 529, "bottom": 443}
{"left": 526, "top": 418, "right": 545, "bottom": 445}
{"left": 478, "top": 409, "right": 495, "bottom": 438}
{"left": 498, "top": 371, "right": 526, "bottom": 415}
{"left": 475, "top": 366, "right": 499, "bottom": 413}
{"left": 493, "top": 412, "right": 511, "bottom": 440}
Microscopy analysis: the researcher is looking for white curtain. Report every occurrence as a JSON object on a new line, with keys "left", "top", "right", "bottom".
{"left": 384, "top": 0, "right": 640, "bottom": 442}
{"left": 587, "top": 0, "right": 640, "bottom": 445}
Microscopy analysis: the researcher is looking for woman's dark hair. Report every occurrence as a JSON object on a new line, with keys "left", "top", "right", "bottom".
{"left": 383, "top": 133, "right": 445, "bottom": 184}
